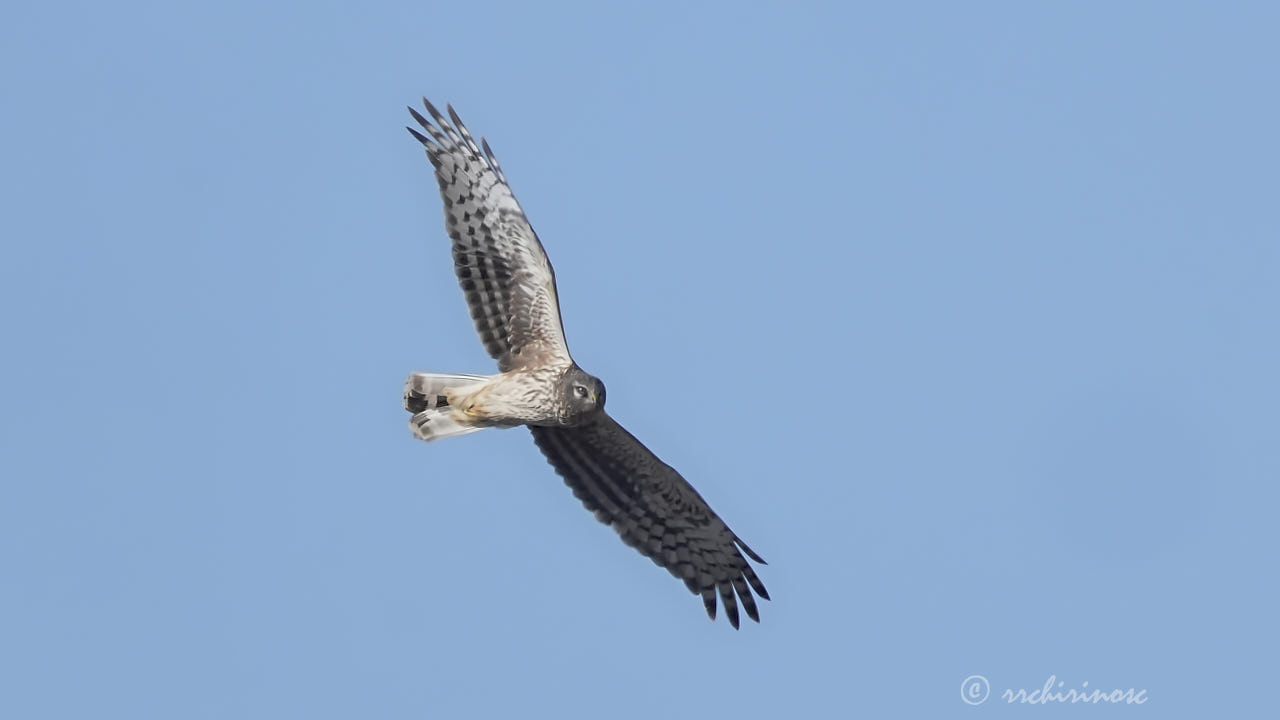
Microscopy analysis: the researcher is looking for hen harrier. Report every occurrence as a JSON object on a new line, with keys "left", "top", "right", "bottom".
{"left": 403, "top": 100, "right": 769, "bottom": 628}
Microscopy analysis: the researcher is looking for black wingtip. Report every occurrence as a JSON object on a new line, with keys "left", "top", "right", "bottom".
{"left": 406, "top": 126, "right": 430, "bottom": 145}
{"left": 734, "top": 578, "right": 760, "bottom": 623}
{"left": 736, "top": 537, "right": 766, "bottom": 565}
{"left": 701, "top": 588, "right": 717, "bottom": 621}
{"left": 407, "top": 105, "right": 430, "bottom": 130}
{"left": 721, "top": 585, "right": 740, "bottom": 629}
{"left": 741, "top": 563, "right": 770, "bottom": 601}
{"left": 421, "top": 97, "right": 446, "bottom": 124}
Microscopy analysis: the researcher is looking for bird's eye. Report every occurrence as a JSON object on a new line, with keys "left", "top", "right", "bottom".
{"left": 574, "top": 385, "right": 589, "bottom": 399}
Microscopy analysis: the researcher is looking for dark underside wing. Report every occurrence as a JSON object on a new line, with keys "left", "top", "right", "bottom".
{"left": 529, "top": 412, "right": 769, "bottom": 628}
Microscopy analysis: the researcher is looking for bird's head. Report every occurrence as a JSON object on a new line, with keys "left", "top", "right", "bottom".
{"left": 564, "top": 367, "right": 606, "bottom": 420}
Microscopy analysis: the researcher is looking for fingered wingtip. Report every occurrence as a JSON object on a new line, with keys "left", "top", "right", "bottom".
{"left": 406, "top": 126, "right": 430, "bottom": 145}
{"left": 447, "top": 104, "right": 465, "bottom": 129}
{"left": 421, "top": 97, "right": 446, "bottom": 122}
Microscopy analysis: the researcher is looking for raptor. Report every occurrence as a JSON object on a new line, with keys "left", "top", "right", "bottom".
{"left": 403, "top": 100, "right": 769, "bottom": 627}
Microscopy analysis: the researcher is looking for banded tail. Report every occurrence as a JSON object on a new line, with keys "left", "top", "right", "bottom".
{"left": 404, "top": 372, "right": 490, "bottom": 442}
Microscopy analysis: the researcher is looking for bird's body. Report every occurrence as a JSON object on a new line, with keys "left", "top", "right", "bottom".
{"left": 402, "top": 99, "right": 769, "bottom": 627}
{"left": 405, "top": 362, "right": 594, "bottom": 438}
{"left": 457, "top": 366, "right": 568, "bottom": 426}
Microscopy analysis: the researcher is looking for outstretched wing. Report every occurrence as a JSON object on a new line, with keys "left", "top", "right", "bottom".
{"left": 408, "top": 100, "right": 571, "bottom": 372}
{"left": 529, "top": 413, "right": 770, "bottom": 628}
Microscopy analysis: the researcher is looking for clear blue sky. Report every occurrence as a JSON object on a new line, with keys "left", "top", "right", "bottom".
{"left": 2, "top": 1, "right": 1277, "bottom": 717}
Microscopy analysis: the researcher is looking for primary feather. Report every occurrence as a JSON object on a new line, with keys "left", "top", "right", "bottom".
{"left": 408, "top": 100, "right": 571, "bottom": 373}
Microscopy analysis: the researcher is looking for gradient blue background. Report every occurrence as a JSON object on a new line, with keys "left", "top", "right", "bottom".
{"left": 3, "top": 1, "right": 1277, "bottom": 717}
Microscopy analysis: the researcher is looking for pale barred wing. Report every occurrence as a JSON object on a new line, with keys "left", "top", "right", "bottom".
{"left": 529, "top": 413, "right": 769, "bottom": 628}
{"left": 408, "top": 100, "right": 571, "bottom": 371}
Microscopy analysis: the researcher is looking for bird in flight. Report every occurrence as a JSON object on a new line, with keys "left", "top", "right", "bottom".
{"left": 403, "top": 99, "right": 769, "bottom": 628}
